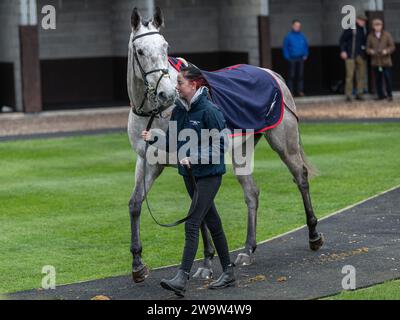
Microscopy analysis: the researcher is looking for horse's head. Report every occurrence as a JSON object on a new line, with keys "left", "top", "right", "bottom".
{"left": 129, "top": 7, "right": 176, "bottom": 112}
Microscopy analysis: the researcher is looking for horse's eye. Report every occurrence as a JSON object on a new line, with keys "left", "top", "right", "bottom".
{"left": 137, "top": 49, "right": 144, "bottom": 56}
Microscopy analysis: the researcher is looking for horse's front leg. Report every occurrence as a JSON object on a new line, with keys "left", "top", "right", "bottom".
{"left": 130, "top": 156, "right": 164, "bottom": 283}
{"left": 193, "top": 222, "right": 215, "bottom": 279}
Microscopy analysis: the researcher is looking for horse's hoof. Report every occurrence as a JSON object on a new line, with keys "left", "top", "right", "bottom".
{"left": 193, "top": 267, "right": 213, "bottom": 280}
{"left": 132, "top": 265, "right": 150, "bottom": 283}
{"left": 234, "top": 253, "right": 254, "bottom": 266}
{"left": 309, "top": 233, "right": 325, "bottom": 251}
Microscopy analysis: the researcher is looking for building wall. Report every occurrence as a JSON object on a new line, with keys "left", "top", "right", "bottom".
{"left": 37, "top": 0, "right": 221, "bottom": 58}
{"left": 155, "top": 0, "right": 220, "bottom": 54}
{"left": 218, "top": 0, "right": 261, "bottom": 66}
{"left": 111, "top": 0, "right": 142, "bottom": 58}
{"left": 384, "top": 0, "right": 400, "bottom": 89}
{"left": 385, "top": 0, "right": 400, "bottom": 41}
{"left": 0, "top": 0, "right": 21, "bottom": 110}
{"left": 36, "top": 0, "right": 259, "bottom": 108}
{"left": 0, "top": 0, "right": 20, "bottom": 62}
{"left": 37, "top": 0, "right": 140, "bottom": 107}
{"left": 38, "top": 0, "right": 113, "bottom": 59}
{"left": 139, "top": 0, "right": 260, "bottom": 65}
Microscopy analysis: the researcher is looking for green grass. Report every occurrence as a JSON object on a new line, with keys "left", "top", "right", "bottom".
{"left": 0, "top": 122, "right": 399, "bottom": 294}
{"left": 326, "top": 279, "right": 400, "bottom": 300}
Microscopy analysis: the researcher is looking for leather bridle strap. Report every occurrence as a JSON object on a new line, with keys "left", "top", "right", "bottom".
{"left": 143, "top": 136, "right": 199, "bottom": 228}
{"left": 132, "top": 31, "right": 161, "bottom": 42}
{"left": 142, "top": 149, "right": 199, "bottom": 228}
{"left": 131, "top": 31, "right": 169, "bottom": 117}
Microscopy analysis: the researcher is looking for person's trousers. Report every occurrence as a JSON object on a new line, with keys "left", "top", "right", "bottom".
{"left": 345, "top": 55, "right": 366, "bottom": 98}
{"left": 180, "top": 174, "right": 231, "bottom": 273}
{"left": 373, "top": 66, "right": 393, "bottom": 98}
{"left": 287, "top": 58, "right": 304, "bottom": 94}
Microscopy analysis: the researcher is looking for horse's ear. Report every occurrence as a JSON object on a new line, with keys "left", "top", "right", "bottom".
{"left": 131, "top": 7, "right": 142, "bottom": 31}
{"left": 152, "top": 7, "right": 164, "bottom": 29}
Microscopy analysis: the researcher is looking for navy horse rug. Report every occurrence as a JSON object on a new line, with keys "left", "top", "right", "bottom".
{"left": 168, "top": 57, "right": 284, "bottom": 136}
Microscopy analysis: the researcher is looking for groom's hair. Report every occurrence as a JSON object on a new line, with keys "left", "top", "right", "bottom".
{"left": 180, "top": 63, "right": 210, "bottom": 90}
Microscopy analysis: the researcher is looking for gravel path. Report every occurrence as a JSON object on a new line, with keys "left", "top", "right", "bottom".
{"left": 1, "top": 98, "right": 399, "bottom": 139}
{"left": 297, "top": 99, "right": 400, "bottom": 119}
{"left": 0, "top": 108, "right": 129, "bottom": 137}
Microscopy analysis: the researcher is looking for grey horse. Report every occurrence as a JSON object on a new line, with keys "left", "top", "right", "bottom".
{"left": 127, "top": 7, "right": 324, "bottom": 283}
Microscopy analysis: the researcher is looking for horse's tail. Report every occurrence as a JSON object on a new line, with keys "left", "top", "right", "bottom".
{"left": 299, "top": 134, "right": 319, "bottom": 179}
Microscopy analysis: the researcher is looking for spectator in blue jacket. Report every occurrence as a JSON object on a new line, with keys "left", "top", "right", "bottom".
{"left": 283, "top": 20, "right": 309, "bottom": 97}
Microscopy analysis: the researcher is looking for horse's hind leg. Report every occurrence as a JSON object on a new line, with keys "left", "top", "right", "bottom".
{"left": 234, "top": 174, "right": 260, "bottom": 265}
{"left": 231, "top": 134, "right": 261, "bottom": 266}
{"left": 265, "top": 113, "right": 324, "bottom": 251}
{"left": 193, "top": 222, "right": 215, "bottom": 279}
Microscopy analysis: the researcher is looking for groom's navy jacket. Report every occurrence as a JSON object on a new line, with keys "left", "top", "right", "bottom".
{"left": 149, "top": 89, "right": 227, "bottom": 178}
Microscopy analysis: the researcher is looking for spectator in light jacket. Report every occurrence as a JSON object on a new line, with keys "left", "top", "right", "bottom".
{"left": 283, "top": 19, "right": 309, "bottom": 97}
{"left": 367, "top": 18, "right": 396, "bottom": 102}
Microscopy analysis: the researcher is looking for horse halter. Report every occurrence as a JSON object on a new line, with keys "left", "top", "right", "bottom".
{"left": 131, "top": 31, "right": 170, "bottom": 117}
{"left": 132, "top": 32, "right": 199, "bottom": 228}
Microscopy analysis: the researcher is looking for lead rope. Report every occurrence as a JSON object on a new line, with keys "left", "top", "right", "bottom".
{"left": 142, "top": 113, "right": 199, "bottom": 227}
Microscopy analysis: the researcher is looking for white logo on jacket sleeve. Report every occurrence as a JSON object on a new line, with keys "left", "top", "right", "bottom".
{"left": 189, "top": 120, "right": 201, "bottom": 126}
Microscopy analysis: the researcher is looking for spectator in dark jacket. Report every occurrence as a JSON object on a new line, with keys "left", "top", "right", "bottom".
{"left": 339, "top": 14, "right": 368, "bottom": 102}
{"left": 283, "top": 20, "right": 309, "bottom": 97}
{"left": 367, "top": 18, "right": 396, "bottom": 101}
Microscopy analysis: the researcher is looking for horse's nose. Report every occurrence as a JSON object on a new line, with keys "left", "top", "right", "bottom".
{"left": 158, "top": 91, "right": 167, "bottom": 102}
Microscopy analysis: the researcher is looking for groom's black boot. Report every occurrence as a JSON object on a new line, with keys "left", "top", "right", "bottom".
{"left": 208, "top": 263, "right": 236, "bottom": 289}
{"left": 160, "top": 269, "right": 189, "bottom": 297}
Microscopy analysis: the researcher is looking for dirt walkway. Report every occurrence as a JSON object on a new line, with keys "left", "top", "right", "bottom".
{"left": 0, "top": 108, "right": 128, "bottom": 137}
{"left": 1, "top": 98, "right": 399, "bottom": 138}
{"left": 297, "top": 99, "right": 400, "bottom": 119}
